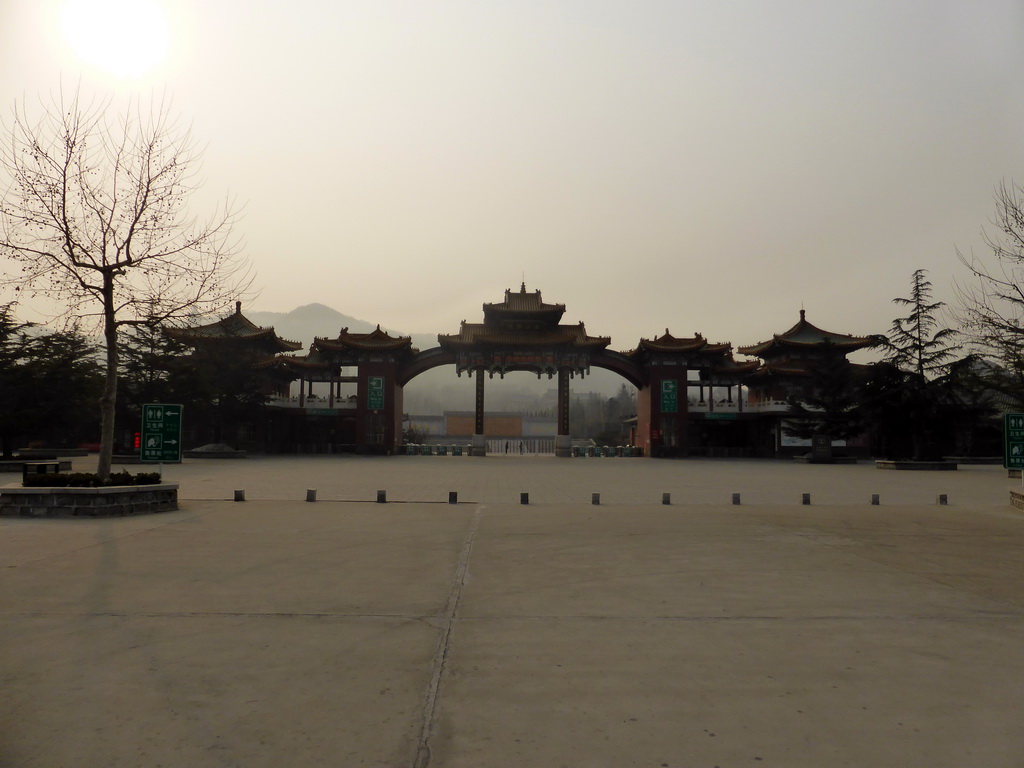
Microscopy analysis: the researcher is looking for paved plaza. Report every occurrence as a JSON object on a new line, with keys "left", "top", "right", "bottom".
{"left": 2, "top": 456, "right": 1023, "bottom": 767}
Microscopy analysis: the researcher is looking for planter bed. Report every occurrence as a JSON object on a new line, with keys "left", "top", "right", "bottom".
{"left": 0, "top": 483, "right": 178, "bottom": 518}
{"left": 875, "top": 460, "right": 958, "bottom": 471}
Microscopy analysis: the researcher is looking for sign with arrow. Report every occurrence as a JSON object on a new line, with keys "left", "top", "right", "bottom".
{"left": 1004, "top": 413, "right": 1024, "bottom": 469}
{"left": 141, "top": 404, "right": 184, "bottom": 463}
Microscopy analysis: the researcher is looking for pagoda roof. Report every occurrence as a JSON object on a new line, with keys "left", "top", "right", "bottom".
{"left": 737, "top": 310, "right": 881, "bottom": 358}
{"left": 313, "top": 326, "right": 414, "bottom": 354}
{"left": 164, "top": 302, "right": 302, "bottom": 352}
{"left": 482, "top": 284, "right": 565, "bottom": 326}
{"left": 744, "top": 359, "right": 874, "bottom": 381}
{"left": 625, "top": 330, "right": 732, "bottom": 358}
{"left": 273, "top": 348, "right": 335, "bottom": 372}
{"left": 438, "top": 321, "right": 610, "bottom": 350}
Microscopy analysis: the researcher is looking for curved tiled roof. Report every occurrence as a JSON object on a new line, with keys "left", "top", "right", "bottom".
{"left": 738, "top": 310, "right": 881, "bottom": 358}
{"left": 313, "top": 326, "right": 414, "bottom": 353}
{"left": 625, "top": 330, "right": 732, "bottom": 357}
{"left": 439, "top": 322, "right": 610, "bottom": 350}
{"left": 482, "top": 284, "right": 566, "bottom": 327}
{"left": 164, "top": 302, "right": 302, "bottom": 352}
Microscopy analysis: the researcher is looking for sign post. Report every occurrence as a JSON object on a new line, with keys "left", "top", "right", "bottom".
{"left": 141, "top": 404, "right": 184, "bottom": 463}
{"left": 1004, "top": 413, "right": 1024, "bottom": 486}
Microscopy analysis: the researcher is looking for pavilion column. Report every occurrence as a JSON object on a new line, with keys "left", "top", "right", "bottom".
{"left": 471, "top": 366, "right": 487, "bottom": 456}
{"left": 555, "top": 367, "right": 572, "bottom": 458}
{"left": 299, "top": 377, "right": 305, "bottom": 408}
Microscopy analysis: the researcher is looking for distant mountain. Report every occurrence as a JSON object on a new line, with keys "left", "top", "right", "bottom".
{"left": 246, "top": 303, "right": 437, "bottom": 351}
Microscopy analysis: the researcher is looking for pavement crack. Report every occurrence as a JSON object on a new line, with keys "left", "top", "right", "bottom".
{"left": 413, "top": 503, "right": 482, "bottom": 768}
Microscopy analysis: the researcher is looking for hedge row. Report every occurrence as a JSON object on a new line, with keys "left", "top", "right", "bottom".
{"left": 22, "top": 471, "right": 163, "bottom": 488}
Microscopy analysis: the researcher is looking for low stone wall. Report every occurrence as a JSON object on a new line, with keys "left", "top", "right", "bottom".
{"left": 875, "top": 460, "right": 958, "bottom": 471}
{"left": 0, "top": 484, "right": 178, "bottom": 518}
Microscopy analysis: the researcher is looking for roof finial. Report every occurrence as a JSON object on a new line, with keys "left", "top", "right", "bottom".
{"left": 799, "top": 307, "right": 805, "bottom": 321}
{"left": 521, "top": 280, "right": 526, "bottom": 293}
{"left": 235, "top": 300, "right": 241, "bottom": 314}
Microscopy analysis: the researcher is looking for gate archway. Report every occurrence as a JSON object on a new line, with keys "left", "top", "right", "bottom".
{"left": 399, "top": 284, "right": 638, "bottom": 456}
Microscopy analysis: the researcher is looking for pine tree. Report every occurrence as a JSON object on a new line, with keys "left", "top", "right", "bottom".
{"left": 879, "top": 269, "right": 960, "bottom": 459}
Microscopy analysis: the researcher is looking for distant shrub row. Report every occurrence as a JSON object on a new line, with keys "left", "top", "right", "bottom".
{"left": 22, "top": 471, "right": 163, "bottom": 488}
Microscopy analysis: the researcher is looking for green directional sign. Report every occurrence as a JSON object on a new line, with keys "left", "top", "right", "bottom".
{"left": 141, "top": 403, "right": 183, "bottom": 463}
{"left": 368, "top": 376, "right": 385, "bottom": 411}
{"left": 660, "top": 379, "right": 678, "bottom": 413}
{"left": 1004, "top": 413, "right": 1024, "bottom": 469}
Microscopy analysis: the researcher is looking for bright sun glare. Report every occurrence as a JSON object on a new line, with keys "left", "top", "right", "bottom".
{"left": 60, "top": 0, "right": 170, "bottom": 79}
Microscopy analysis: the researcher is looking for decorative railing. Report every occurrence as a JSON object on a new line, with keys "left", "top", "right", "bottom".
{"left": 266, "top": 395, "right": 358, "bottom": 410}
{"left": 687, "top": 399, "right": 793, "bottom": 414}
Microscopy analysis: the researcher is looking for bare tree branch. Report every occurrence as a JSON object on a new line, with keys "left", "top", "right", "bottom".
{"left": 0, "top": 85, "right": 253, "bottom": 479}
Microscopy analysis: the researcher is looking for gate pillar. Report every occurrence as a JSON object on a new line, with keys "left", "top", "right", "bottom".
{"left": 471, "top": 366, "right": 487, "bottom": 456}
{"left": 555, "top": 367, "right": 572, "bottom": 457}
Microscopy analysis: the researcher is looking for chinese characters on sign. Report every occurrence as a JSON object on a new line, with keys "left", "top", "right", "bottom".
{"left": 660, "top": 379, "right": 678, "bottom": 413}
{"left": 1004, "top": 413, "right": 1024, "bottom": 469}
{"left": 368, "top": 377, "right": 385, "bottom": 411}
{"left": 141, "top": 404, "right": 183, "bottom": 462}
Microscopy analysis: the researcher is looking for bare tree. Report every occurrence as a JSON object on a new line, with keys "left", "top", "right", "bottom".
{"left": 956, "top": 179, "right": 1024, "bottom": 402}
{"left": 0, "top": 87, "right": 251, "bottom": 479}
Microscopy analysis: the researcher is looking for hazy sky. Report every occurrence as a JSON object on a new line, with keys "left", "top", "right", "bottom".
{"left": 3, "top": 0, "right": 1024, "bottom": 357}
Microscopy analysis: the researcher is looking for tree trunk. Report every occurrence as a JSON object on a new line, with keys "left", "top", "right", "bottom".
{"left": 97, "top": 275, "right": 118, "bottom": 481}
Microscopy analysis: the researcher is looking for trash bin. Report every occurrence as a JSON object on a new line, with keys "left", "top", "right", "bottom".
{"left": 586, "top": 446, "right": 594, "bottom": 457}
{"left": 623, "top": 446, "right": 632, "bottom": 457}
{"left": 22, "top": 461, "right": 60, "bottom": 484}
{"left": 437, "top": 445, "right": 448, "bottom": 456}
{"left": 452, "top": 445, "right": 462, "bottom": 456}
{"left": 421, "top": 444, "right": 432, "bottom": 455}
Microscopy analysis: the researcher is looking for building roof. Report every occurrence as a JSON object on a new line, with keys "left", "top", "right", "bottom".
{"left": 439, "top": 322, "right": 610, "bottom": 350}
{"left": 737, "top": 310, "right": 881, "bottom": 358}
{"left": 439, "top": 285, "right": 610, "bottom": 351}
{"left": 626, "top": 330, "right": 732, "bottom": 357}
{"left": 313, "top": 326, "right": 415, "bottom": 354}
{"left": 482, "top": 284, "right": 566, "bottom": 328}
{"left": 164, "top": 302, "right": 302, "bottom": 352}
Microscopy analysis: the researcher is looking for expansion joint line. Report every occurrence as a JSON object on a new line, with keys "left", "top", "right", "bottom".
{"left": 414, "top": 504, "right": 482, "bottom": 768}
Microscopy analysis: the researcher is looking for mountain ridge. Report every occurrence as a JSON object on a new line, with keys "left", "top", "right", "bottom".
{"left": 247, "top": 303, "right": 437, "bottom": 351}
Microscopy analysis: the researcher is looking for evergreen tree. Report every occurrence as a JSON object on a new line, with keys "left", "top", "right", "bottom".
{"left": 785, "top": 341, "right": 864, "bottom": 445}
{"left": 885, "top": 269, "right": 958, "bottom": 377}
{"left": 878, "top": 269, "right": 960, "bottom": 459}
{"left": 0, "top": 305, "right": 34, "bottom": 458}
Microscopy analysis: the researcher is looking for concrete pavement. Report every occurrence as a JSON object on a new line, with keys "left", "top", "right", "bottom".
{"left": 1, "top": 456, "right": 1022, "bottom": 766}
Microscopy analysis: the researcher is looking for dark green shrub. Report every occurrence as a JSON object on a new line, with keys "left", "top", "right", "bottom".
{"left": 22, "top": 471, "right": 163, "bottom": 488}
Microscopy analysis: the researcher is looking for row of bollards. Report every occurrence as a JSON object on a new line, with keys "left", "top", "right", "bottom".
{"left": 234, "top": 489, "right": 952, "bottom": 505}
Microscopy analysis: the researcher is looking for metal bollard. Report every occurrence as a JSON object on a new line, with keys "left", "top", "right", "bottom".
{"left": 520, "top": 492, "right": 529, "bottom": 505}
{"left": 449, "top": 491, "right": 458, "bottom": 505}
{"left": 871, "top": 494, "right": 880, "bottom": 505}
{"left": 662, "top": 492, "right": 671, "bottom": 505}
{"left": 592, "top": 492, "right": 601, "bottom": 505}
{"left": 732, "top": 492, "right": 741, "bottom": 505}
{"left": 376, "top": 490, "right": 387, "bottom": 503}
{"left": 802, "top": 493, "right": 811, "bottom": 505}
{"left": 937, "top": 494, "right": 948, "bottom": 505}
{"left": 233, "top": 489, "right": 245, "bottom": 502}
{"left": 306, "top": 489, "right": 317, "bottom": 502}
